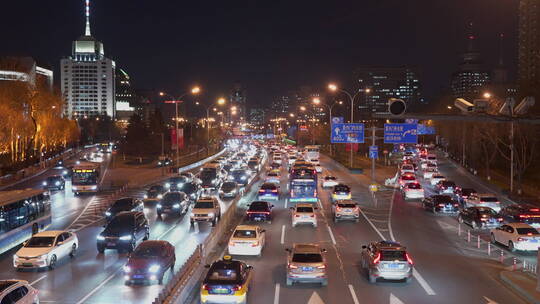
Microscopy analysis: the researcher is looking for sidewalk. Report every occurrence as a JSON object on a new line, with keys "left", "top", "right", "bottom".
{"left": 501, "top": 271, "right": 540, "bottom": 304}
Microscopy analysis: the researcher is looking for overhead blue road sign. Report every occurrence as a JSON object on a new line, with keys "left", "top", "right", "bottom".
{"left": 384, "top": 123, "right": 418, "bottom": 144}
{"left": 331, "top": 123, "right": 365, "bottom": 143}
{"left": 369, "top": 145, "right": 378, "bottom": 159}
{"left": 331, "top": 117, "right": 344, "bottom": 124}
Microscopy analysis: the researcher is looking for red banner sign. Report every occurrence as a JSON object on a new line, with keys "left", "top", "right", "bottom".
{"left": 170, "top": 128, "right": 184, "bottom": 150}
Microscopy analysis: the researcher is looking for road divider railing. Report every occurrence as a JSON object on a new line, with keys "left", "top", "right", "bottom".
{"left": 153, "top": 156, "right": 267, "bottom": 304}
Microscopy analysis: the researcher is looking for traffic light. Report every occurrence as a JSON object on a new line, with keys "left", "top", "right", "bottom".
{"left": 388, "top": 98, "right": 406, "bottom": 116}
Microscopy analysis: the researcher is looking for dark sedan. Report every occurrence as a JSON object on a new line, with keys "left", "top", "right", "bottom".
{"left": 157, "top": 192, "right": 190, "bottom": 217}
{"left": 123, "top": 240, "right": 176, "bottom": 285}
{"left": 455, "top": 187, "right": 477, "bottom": 204}
{"left": 105, "top": 197, "right": 144, "bottom": 221}
{"left": 499, "top": 204, "right": 540, "bottom": 227}
{"left": 144, "top": 185, "right": 166, "bottom": 201}
{"left": 422, "top": 195, "right": 460, "bottom": 214}
{"left": 246, "top": 201, "right": 274, "bottom": 223}
{"left": 42, "top": 175, "right": 65, "bottom": 191}
{"left": 458, "top": 207, "right": 503, "bottom": 229}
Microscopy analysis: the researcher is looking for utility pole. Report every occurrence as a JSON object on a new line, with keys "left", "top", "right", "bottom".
{"left": 510, "top": 120, "right": 514, "bottom": 193}
{"left": 371, "top": 126, "right": 376, "bottom": 183}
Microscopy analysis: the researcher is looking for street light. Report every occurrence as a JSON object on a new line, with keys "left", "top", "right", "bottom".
{"left": 196, "top": 97, "right": 226, "bottom": 151}
{"left": 483, "top": 92, "right": 492, "bottom": 99}
{"left": 159, "top": 86, "right": 201, "bottom": 166}
{"left": 312, "top": 97, "right": 343, "bottom": 155}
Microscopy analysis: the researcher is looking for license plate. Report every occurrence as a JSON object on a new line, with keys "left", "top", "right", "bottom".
{"left": 302, "top": 267, "right": 313, "bottom": 271}
{"left": 302, "top": 215, "right": 309, "bottom": 219}
{"left": 387, "top": 263, "right": 399, "bottom": 269}
{"left": 213, "top": 288, "right": 230, "bottom": 294}
{"left": 254, "top": 217, "right": 262, "bottom": 221}
{"left": 530, "top": 239, "right": 538, "bottom": 243}
{"left": 345, "top": 209, "right": 351, "bottom": 212}
{"left": 107, "top": 242, "right": 115, "bottom": 246}
{"left": 23, "top": 263, "right": 33, "bottom": 266}
{"left": 133, "top": 275, "right": 144, "bottom": 279}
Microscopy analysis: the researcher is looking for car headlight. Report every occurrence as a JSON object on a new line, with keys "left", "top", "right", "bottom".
{"left": 38, "top": 254, "right": 48, "bottom": 260}
{"left": 97, "top": 235, "right": 105, "bottom": 241}
{"left": 123, "top": 265, "right": 131, "bottom": 273}
{"left": 157, "top": 204, "right": 162, "bottom": 209}
{"left": 177, "top": 183, "right": 182, "bottom": 188}
{"left": 120, "top": 235, "right": 132, "bottom": 241}
{"left": 173, "top": 203, "right": 180, "bottom": 209}
{"left": 43, "top": 181, "right": 47, "bottom": 186}
{"left": 241, "top": 176, "right": 246, "bottom": 180}
{"left": 157, "top": 194, "right": 163, "bottom": 199}
{"left": 158, "top": 162, "right": 162, "bottom": 165}
{"left": 165, "top": 183, "right": 171, "bottom": 188}
{"left": 91, "top": 185, "right": 97, "bottom": 190}
{"left": 190, "top": 193, "right": 197, "bottom": 198}
{"left": 148, "top": 264, "right": 161, "bottom": 273}
{"left": 105, "top": 211, "right": 111, "bottom": 216}
{"left": 63, "top": 170, "right": 68, "bottom": 175}
{"left": 208, "top": 212, "right": 215, "bottom": 217}
{"left": 144, "top": 194, "right": 148, "bottom": 199}
{"left": 55, "top": 181, "right": 61, "bottom": 186}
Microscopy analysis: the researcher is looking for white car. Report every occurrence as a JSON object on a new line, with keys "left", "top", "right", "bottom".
{"left": 430, "top": 174, "right": 446, "bottom": 186}
{"left": 403, "top": 182, "right": 424, "bottom": 200}
{"left": 322, "top": 176, "right": 338, "bottom": 188}
{"left": 400, "top": 164, "right": 415, "bottom": 175}
{"left": 491, "top": 223, "right": 540, "bottom": 252}
{"left": 427, "top": 154, "right": 437, "bottom": 164}
{"left": 291, "top": 203, "right": 317, "bottom": 227}
{"left": 288, "top": 156, "right": 297, "bottom": 165}
{"left": 420, "top": 161, "right": 429, "bottom": 170}
{"left": 265, "top": 170, "right": 281, "bottom": 184}
{"left": 425, "top": 163, "right": 438, "bottom": 171}
{"left": 309, "top": 158, "right": 320, "bottom": 166}
{"left": 399, "top": 174, "right": 417, "bottom": 188}
{"left": 228, "top": 225, "right": 265, "bottom": 256}
{"left": 0, "top": 280, "right": 39, "bottom": 303}
{"left": 273, "top": 155, "right": 282, "bottom": 165}
{"left": 314, "top": 165, "right": 323, "bottom": 173}
{"left": 423, "top": 168, "right": 438, "bottom": 179}
{"left": 464, "top": 194, "right": 501, "bottom": 212}
{"left": 14, "top": 231, "right": 78, "bottom": 270}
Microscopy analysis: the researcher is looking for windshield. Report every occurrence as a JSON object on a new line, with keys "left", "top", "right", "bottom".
{"left": 292, "top": 253, "right": 323, "bottom": 263}
{"left": 201, "top": 169, "right": 217, "bottom": 179}
{"left": 132, "top": 245, "right": 162, "bottom": 258}
{"left": 46, "top": 176, "right": 61, "bottom": 182}
{"left": 194, "top": 201, "right": 214, "bottom": 209}
{"left": 149, "top": 185, "right": 163, "bottom": 192}
{"left": 233, "top": 230, "right": 257, "bottom": 238}
{"left": 106, "top": 215, "right": 134, "bottom": 233}
{"left": 221, "top": 182, "right": 236, "bottom": 191}
{"left": 249, "top": 202, "right": 269, "bottom": 211}
{"left": 25, "top": 236, "right": 55, "bottom": 247}
{"left": 434, "top": 196, "right": 453, "bottom": 204}
{"left": 381, "top": 250, "right": 407, "bottom": 261}
{"left": 407, "top": 183, "right": 422, "bottom": 189}
{"left": 338, "top": 203, "right": 356, "bottom": 208}
{"left": 477, "top": 208, "right": 498, "bottom": 216}
{"left": 296, "top": 206, "right": 314, "bottom": 213}
{"left": 232, "top": 171, "right": 247, "bottom": 177}
{"left": 325, "top": 176, "right": 336, "bottom": 180}
{"left": 334, "top": 185, "right": 350, "bottom": 192}
{"left": 182, "top": 183, "right": 197, "bottom": 194}
{"left": 206, "top": 263, "right": 241, "bottom": 284}
{"left": 111, "top": 199, "right": 133, "bottom": 211}
{"left": 261, "top": 183, "right": 276, "bottom": 190}
{"left": 72, "top": 171, "right": 97, "bottom": 185}
{"left": 481, "top": 197, "right": 499, "bottom": 202}
{"left": 163, "top": 193, "right": 183, "bottom": 204}
{"left": 517, "top": 228, "right": 540, "bottom": 235}
{"left": 462, "top": 189, "right": 476, "bottom": 195}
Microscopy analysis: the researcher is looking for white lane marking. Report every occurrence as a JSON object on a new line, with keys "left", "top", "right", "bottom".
{"left": 483, "top": 296, "right": 499, "bottom": 304}
{"left": 388, "top": 188, "right": 397, "bottom": 242}
{"left": 317, "top": 199, "right": 323, "bottom": 209}
{"left": 326, "top": 225, "right": 336, "bottom": 245}
{"left": 67, "top": 196, "right": 97, "bottom": 230}
{"left": 284, "top": 198, "right": 288, "bottom": 209}
{"left": 75, "top": 270, "right": 118, "bottom": 304}
{"left": 348, "top": 284, "right": 360, "bottom": 304}
{"left": 390, "top": 293, "right": 405, "bottom": 304}
{"left": 413, "top": 269, "right": 436, "bottom": 296}
{"left": 273, "top": 283, "right": 280, "bottom": 304}
{"left": 280, "top": 225, "right": 285, "bottom": 244}
{"left": 29, "top": 275, "right": 47, "bottom": 286}
{"left": 307, "top": 291, "right": 325, "bottom": 304}
{"left": 157, "top": 223, "right": 178, "bottom": 240}
{"left": 358, "top": 208, "right": 386, "bottom": 240}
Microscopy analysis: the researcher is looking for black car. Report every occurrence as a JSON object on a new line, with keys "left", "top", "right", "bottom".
{"left": 458, "top": 207, "right": 503, "bottom": 229}
{"left": 165, "top": 176, "right": 189, "bottom": 191}
{"left": 230, "top": 169, "right": 251, "bottom": 186}
{"left": 42, "top": 175, "right": 65, "bottom": 190}
{"left": 105, "top": 197, "right": 144, "bottom": 221}
{"left": 455, "top": 187, "right": 477, "bottom": 204}
{"left": 144, "top": 185, "right": 166, "bottom": 200}
{"left": 157, "top": 192, "right": 190, "bottom": 216}
{"left": 97, "top": 211, "right": 149, "bottom": 253}
{"left": 499, "top": 204, "right": 540, "bottom": 226}
{"left": 422, "top": 195, "right": 460, "bottom": 214}
{"left": 223, "top": 164, "right": 234, "bottom": 173}
{"left": 180, "top": 181, "right": 202, "bottom": 202}
{"left": 435, "top": 180, "right": 457, "bottom": 195}
{"left": 219, "top": 181, "right": 239, "bottom": 199}
{"left": 246, "top": 201, "right": 274, "bottom": 223}
{"left": 157, "top": 158, "right": 172, "bottom": 167}
{"left": 247, "top": 159, "right": 260, "bottom": 171}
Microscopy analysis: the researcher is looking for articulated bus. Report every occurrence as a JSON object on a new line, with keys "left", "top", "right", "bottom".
{"left": 0, "top": 189, "right": 51, "bottom": 255}
{"left": 72, "top": 162, "right": 101, "bottom": 195}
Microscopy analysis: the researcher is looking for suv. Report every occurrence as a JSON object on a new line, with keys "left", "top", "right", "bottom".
{"left": 97, "top": 211, "right": 149, "bottom": 253}
{"left": 332, "top": 200, "right": 360, "bottom": 222}
{"left": 0, "top": 280, "right": 39, "bottom": 304}
{"left": 42, "top": 175, "right": 65, "bottom": 191}
{"left": 286, "top": 243, "right": 327, "bottom": 286}
{"left": 361, "top": 241, "right": 413, "bottom": 283}
{"left": 190, "top": 197, "right": 221, "bottom": 226}
{"left": 290, "top": 203, "right": 317, "bottom": 227}
{"left": 246, "top": 201, "right": 274, "bottom": 223}
{"left": 157, "top": 192, "right": 190, "bottom": 217}
{"left": 464, "top": 194, "right": 501, "bottom": 212}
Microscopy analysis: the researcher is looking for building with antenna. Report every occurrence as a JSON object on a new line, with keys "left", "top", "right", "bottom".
{"left": 61, "top": 0, "right": 116, "bottom": 119}
{"left": 518, "top": 0, "right": 540, "bottom": 106}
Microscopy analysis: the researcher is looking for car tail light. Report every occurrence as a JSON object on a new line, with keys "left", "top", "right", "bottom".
{"left": 498, "top": 218, "right": 504, "bottom": 222}
{"left": 531, "top": 209, "right": 540, "bottom": 212}
{"left": 231, "top": 284, "right": 241, "bottom": 291}
{"left": 272, "top": 189, "right": 278, "bottom": 193}
{"left": 251, "top": 241, "right": 260, "bottom": 247}
{"left": 336, "top": 206, "right": 342, "bottom": 212}
{"left": 527, "top": 232, "right": 534, "bottom": 236}
{"left": 317, "top": 265, "right": 326, "bottom": 269}
{"left": 453, "top": 204, "right": 459, "bottom": 207}
{"left": 406, "top": 253, "right": 414, "bottom": 265}
{"left": 310, "top": 214, "right": 315, "bottom": 217}
{"left": 203, "top": 284, "right": 211, "bottom": 290}
{"left": 259, "top": 189, "right": 265, "bottom": 193}
{"left": 480, "top": 218, "right": 488, "bottom": 221}
{"left": 517, "top": 237, "right": 525, "bottom": 242}
{"left": 438, "top": 204, "right": 445, "bottom": 207}
{"left": 373, "top": 252, "right": 381, "bottom": 265}
{"left": 295, "top": 214, "right": 300, "bottom": 217}
{"left": 288, "top": 264, "right": 298, "bottom": 269}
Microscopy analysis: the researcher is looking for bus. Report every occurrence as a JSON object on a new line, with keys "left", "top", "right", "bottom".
{"left": 289, "top": 168, "right": 318, "bottom": 203}
{"left": 200, "top": 163, "right": 224, "bottom": 191}
{"left": 0, "top": 189, "right": 52, "bottom": 255}
{"left": 98, "top": 142, "right": 113, "bottom": 153}
{"left": 72, "top": 162, "right": 101, "bottom": 195}
{"left": 303, "top": 145, "right": 320, "bottom": 162}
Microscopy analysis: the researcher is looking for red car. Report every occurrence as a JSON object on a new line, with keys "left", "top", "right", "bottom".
{"left": 123, "top": 240, "right": 176, "bottom": 285}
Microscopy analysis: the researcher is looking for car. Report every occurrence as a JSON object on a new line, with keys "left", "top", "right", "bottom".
{"left": 14, "top": 231, "right": 78, "bottom": 270}
{"left": 222, "top": 164, "right": 234, "bottom": 173}
{"left": 0, "top": 280, "right": 39, "bottom": 304}
{"left": 228, "top": 225, "right": 266, "bottom": 256}
{"left": 265, "top": 170, "right": 281, "bottom": 184}
{"left": 498, "top": 204, "right": 540, "bottom": 227}
{"left": 403, "top": 182, "right": 424, "bottom": 200}
{"left": 361, "top": 241, "right": 413, "bottom": 283}
{"left": 144, "top": 185, "right": 166, "bottom": 200}
{"left": 422, "top": 168, "right": 438, "bottom": 179}
{"left": 427, "top": 154, "right": 437, "bottom": 164}
{"left": 332, "top": 200, "right": 360, "bottom": 222}
{"left": 246, "top": 201, "right": 274, "bottom": 223}
{"left": 164, "top": 176, "right": 189, "bottom": 191}
{"left": 257, "top": 183, "right": 279, "bottom": 201}
{"left": 400, "top": 164, "right": 415, "bottom": 175}
{"left": 247, "top": 158, "right": 260, "bottom": 172}
{"left": 322, "top": 176, "right": 338, "bottom": 188}
{"left": 291, "top": 203, "right": 317, "bottom": 227}
{"left": 419, "top": 161, "right": 430, "bottom": 170}
{"left": 398, "top": 174, "right": 417, "bottom": 188}
{"left": 436, "top": 180, "right": 457, "bottom": 195}
{"left": 97, "top": 211, "right": 149, "bottom": 253}
{"left": 219, "top": 181, "right": 240, "bottom": 199}
{"left": 458, "top": 207, "right": 503, "bottom": 229}
{"left": 269, "top": 162, "right": 281, "bottom": 170}
{"left": 157, "top": 192, "right": 190, "bottom": 217}
{"left": 454, "top": 187, "right": 477, "bottom": 204}
{"left": 422, "top": 195, "right": 459, "bottom": 214}
{"left": 42, "top": 175, "right": 65, "bottom": 191}
{"left": 331, "top": 184, "right": 351, "bottom": 201}
{"left": 230, "top": 169, "right": 251, "bottom": 186}
{"left": 105, "top": 197, "right": 144, "bottom": 221}
{"left": 200, "top": 255, "right": 253, "bottom": 304}
{"left": 123, "top": 240, "right": 176, "bottom": 284}
{"left": 429, "top": 174, "right": 445, "bottom": 186}
{"left": 190, "top": 197, "right": 221, "bottom": 226}
{"left": 309, "top": 158, "right": 320, "bottom": 166}
{"left": 490, "top": 223, "right": 540, "bottom": 252}
{"left": 286, "top": 243, "right": 327, "bottom": 286}
{"left": 157, "top": 158, "right": 172, "bottom": 167}
{"left": 180, "top": 181, "right": 203, "bottom": 202}
{"left": 464, "top": 194, "right": 501, "bottom": 212}
{"left": 272, "top": 155, "right": 282, "bottom": 165}
{"left": 288, "top": 156, "right": 298, "bottom": 165}
{"left": 179, "top": 172, "right": 196, "bottom": 182}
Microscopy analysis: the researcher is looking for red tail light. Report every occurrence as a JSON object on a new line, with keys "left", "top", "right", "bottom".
{"left": 336, "top": 206, "right": 342, "bottom": 212}
{"left": 406, "top": 253, "right": 414, "bottom": 265}
{"left": 271, "top": 189, "right": 278, "bottom": 193}
{"left": 295, "top": 214, "right": 300, "bottom": 217}
{"left": 317, "top": 265, "right": 326, "bottom": 269}
{"left": 250, "top": 241, "right": 260, "bottom": 247}
{"left": 259, "top": 189, "right": 264, "bottom": 193}
{"left": 480, "top": 218, "right": 488, "bottom": 221}
{"left": 517, "top": 237, "right": 525, "bottom": 242}
{"left": 453, "top": 204, "right": 459, "bottom": 207}
{"left": 203, "top": 284, "right": 211, "bottom": 290}
{"left": 288, "top": 264, "right": 298, "bottom": 269}
{"left": 498, "top": 218, "right": 504, "bottom": 221}
{"left": 531, "top": 209, "right": 540, "bottom": 212}
{"left": 527, "top": 232, "right": 533, "bottom": 236}
{"left": 438, "top": 204, "right": 445, "bottom": 207}
{"left": 373, "top": 252, "right": 381, "bottom": 264}
{"left": 231, "top": 284, "right": 241, "bottom": 291}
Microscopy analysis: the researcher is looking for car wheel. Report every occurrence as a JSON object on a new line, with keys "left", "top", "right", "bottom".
{"left": 321, "top": 279, "right": 328, "bottom": 286}
{"left": 405, "top": 277, "right": 412, "bottom": 284}
{"left": 212, "top": 218, "right": 216, "bottom": 227}
{"left": 97, "top": 246, "right": 105, "bottom": 253}
{"left": 69, "top": 244, "right": 77, "bottom": 258}
{"left": 471, "top": 221, "right": 478, "bottom": 229}
{"left": 457, "top": 216, "right": 464, "bottom": 224}
{"left": 509, "top": 241, "right": 516, "bottom": 252}
{"left": 490, "top": 233, "right": 497, "bottom": 244}
{"left": 286, "top": 278, "right": 293, "bottom": 286}
{"left": 368, "top": 271, "right": 376, "bottom": 284}
{"left": 48, "top": 255, "right": 57, "bottom": 270}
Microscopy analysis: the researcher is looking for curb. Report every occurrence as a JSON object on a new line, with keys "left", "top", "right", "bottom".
{"left": 500, "top": 271, "right": 540, "bottom": 304}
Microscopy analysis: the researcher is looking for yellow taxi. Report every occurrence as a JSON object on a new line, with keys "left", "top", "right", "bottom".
{"left": 201, "top": 255, "right": 253, "bottom": 304}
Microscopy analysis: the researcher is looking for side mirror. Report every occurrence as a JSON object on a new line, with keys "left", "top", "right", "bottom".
{"left": 362, "top": 245, "right": 367, "bottom": 249}
{"left": 321, "top": 249, "right": 327, "bottom": 253}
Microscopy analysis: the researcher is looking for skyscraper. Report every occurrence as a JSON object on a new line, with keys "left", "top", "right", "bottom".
{"left": 518, "top": 0, "right": 540, "bottom": 102}
{"left": 229, "top": 83, "right": 246, "bottom": 123}
{"left": 115, "top": 69, "right": 137, "bottom": 121}
{"left": 61, "top": 0, "right": 116, "bottom": 119}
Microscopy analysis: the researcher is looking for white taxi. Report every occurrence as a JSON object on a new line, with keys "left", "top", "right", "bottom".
{"left": 14, "top": 230, "right": 78, "bottom": 270}
{"left": 403, "top": 182, "right": 424, "bottom": 200}
{"left": 228, "top": 225, "right": 266, "bottom": 257}
{"left": 291, "top": 203, "right": 317, "bottom": 227}
{"left": 322, "top": 176, "right": 338, "bottom": 188}
{"left": 491, "top": 223, "right": 540, "bottom": 252}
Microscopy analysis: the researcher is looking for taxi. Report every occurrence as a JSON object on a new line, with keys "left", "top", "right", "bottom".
{"left": 228, "top": 225, "right": 266, "bottom": 257}
{"left": 331, "top": 184, "right": 351, "bottom": 202}
{"left": 201, "top": 255, "right": 253, "bottom": 304}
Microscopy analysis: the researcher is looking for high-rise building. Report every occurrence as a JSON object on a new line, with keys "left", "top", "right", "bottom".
{"left": 229, "top": 83, "right": 246, "bottom": 123}
{"left": 518, "top": 0, "right": 540, "bottom": 103}
{"left": 61, "top": 0, "right": 116, "bottom": 119}
{"left": 450, "top": 28, "right": 490, "bottom": 100}
{"left": 271, "top": 95, "right": 290, "bottom": 115}
{"left": 0, "top": 57, "right": 53, "bottom": 91}
{"left": 355, "top": 66, "right": 422, "bottom": 114}
{"left": 115, "top": 69, "right": 137, "bottom": 121}
{"left": 249, "top": 108, "right": 265, "bottom": 126}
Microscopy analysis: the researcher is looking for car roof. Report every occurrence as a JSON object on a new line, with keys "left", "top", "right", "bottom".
{"left": 293, "top": 243, "right": 321, "bottom": 253}
{"left": 375, "top": 240, "right": 406, "bottom": 250}
{"left": 197, "top": 197, "right": 216, "bottom": 202}
{"left": 506, "top": 222, "right": 535, "bottom": 228}
{"left": 33, "top": 230, "right": 65, "bottom": 237}
{"left": 235, "top": 225, "right": 259, "bottom": 230}
{"left": 296, "top": 203, "right": 314, "bottom": 208}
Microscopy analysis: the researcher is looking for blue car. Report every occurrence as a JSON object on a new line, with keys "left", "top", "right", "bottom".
{"left": 258, "top": 183, "right": 279, "bottom": 201}
{"left": 246, "top": 201, "right": 274, "bottom": 223}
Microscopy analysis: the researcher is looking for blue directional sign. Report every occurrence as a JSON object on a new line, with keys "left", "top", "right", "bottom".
{"left": 331, "top": 117, "right": 344, "bottom": 124}
{"left": 384, "top": 123, "right": 418, "bottom": 144}
{"left": 369, "top": 145, "right": 378, "bottom": 159}
{"left": 331, "top": 123, "right": 365, "bottom": 143}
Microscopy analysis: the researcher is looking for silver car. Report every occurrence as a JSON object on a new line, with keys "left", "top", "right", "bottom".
{"left": 286, "top": 243, "right": 327, "bottom": 286}
{"left": 361, "top": 241, "right": 413, "bottom": 283}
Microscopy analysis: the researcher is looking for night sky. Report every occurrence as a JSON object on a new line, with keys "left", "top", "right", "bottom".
{"left": 1, "top": 0, "right": 518, "bottom": 106}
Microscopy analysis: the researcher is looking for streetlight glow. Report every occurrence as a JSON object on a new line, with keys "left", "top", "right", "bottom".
{"left": 312, "top": 97, "right": 321, "bottom": 105}
{"left": 483, "top": 92, "right": 492, "bottom": 99}
{"left": 328, "top": 84, "right": 338, "bottom": 91}
{"left": 300, "top": 106, "right": 306, "bottom": 111}
{"left": 217, "top": 98, "right": 226, "bottom": 105}
{"left": 191, "top": 86, "right": 201, "bottom": 94}
{"left": 159, "top": 92, "right": 165, "bottom": 96}
{"left": 365, "top": 88, "right": 372, "bottom": 93}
